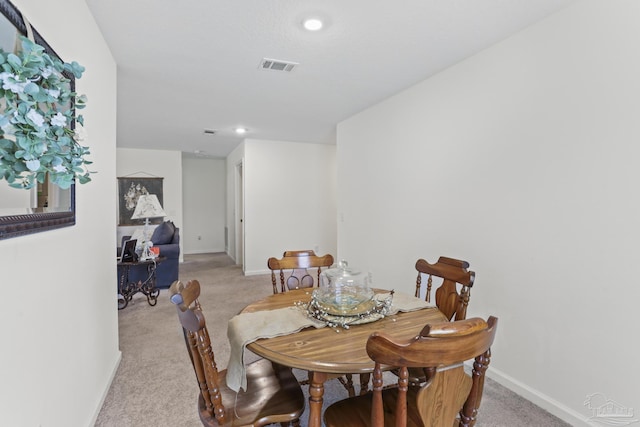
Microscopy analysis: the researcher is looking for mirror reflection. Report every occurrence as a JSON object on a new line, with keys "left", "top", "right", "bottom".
{"left": 0, "top": 174, "right": 72, "bottom": 215}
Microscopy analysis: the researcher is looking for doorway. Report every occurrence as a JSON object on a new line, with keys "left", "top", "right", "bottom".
{"left": 235, "top": 161, "right": 244, "bottom": 269}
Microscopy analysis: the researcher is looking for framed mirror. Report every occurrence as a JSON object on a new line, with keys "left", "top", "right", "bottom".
{"left": 0, "top": 0, "right": 76, "bottom": 240}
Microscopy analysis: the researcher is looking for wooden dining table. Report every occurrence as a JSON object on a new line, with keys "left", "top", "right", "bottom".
{"left": 240, "top": 288, "right": 448, "bottom": 427}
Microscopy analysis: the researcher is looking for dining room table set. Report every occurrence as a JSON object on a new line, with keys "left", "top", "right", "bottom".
{"left": 226, "top": 261, "right": 447, "bottom": 427}
{"left": 227, "top": 287, "right": 434, "bottom": 391}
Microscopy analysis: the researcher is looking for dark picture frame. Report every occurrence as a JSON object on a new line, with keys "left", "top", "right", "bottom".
{"left": 119, "top": 239, "right": 138, "bottom": 262}
{"left": 0, "top": 0, "right": 77, "bottom": 240}
{"left": 117, "top": 177, "right": 164, "bottom": 226}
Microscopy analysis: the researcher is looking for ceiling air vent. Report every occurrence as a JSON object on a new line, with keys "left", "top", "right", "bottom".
{"left": 259, "top": 58, "right": 298, "bottom": 72}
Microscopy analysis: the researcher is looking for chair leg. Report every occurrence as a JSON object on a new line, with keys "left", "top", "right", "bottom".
{"left": 359, "top": 373, "right": 371, "bottom": 395}
{"left": 338, "top": 374, "right": 355, "bottom": 397}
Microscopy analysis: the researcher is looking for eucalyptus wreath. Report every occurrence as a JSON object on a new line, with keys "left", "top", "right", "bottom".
{"left": 0, "top": 36, "right": 91, "bottom": 190}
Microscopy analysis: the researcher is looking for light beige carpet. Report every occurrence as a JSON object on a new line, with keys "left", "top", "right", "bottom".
{"left": 95, "top": 253, "right": 570, "bottom": 427}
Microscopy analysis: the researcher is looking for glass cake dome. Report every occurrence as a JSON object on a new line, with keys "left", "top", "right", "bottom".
{"left": 315, "top": 260, "right": 374, "bottom": 315}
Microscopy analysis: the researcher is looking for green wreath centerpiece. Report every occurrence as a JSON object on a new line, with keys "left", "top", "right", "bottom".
{"left": 0, "top": 36, "right": 91, "bottom": 190}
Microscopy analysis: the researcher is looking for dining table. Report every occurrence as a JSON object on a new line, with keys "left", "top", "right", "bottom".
{"left": 238, "top": 287, "right": 448, "bottom": 427}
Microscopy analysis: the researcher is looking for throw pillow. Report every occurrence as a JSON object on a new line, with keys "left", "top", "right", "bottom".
{"left": 151, "top": 221, "right": 175, "bottom": 245}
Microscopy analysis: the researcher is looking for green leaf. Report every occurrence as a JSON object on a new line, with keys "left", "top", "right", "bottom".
{"left": 52, "top": 174, "right": 73, "bottom": 189}
{"left": 12, "top": 160, "right": 27, "bottom": 172}
{"left": 23, "top": 82, "right": 39, "bottom": 95}
{"left": 6, "top": 53, "right": 21, "bottom": 70}
{"left": 17, "top": 138, "right": 30, "bottom": 151}
{"left": 33, "top": 90, "right": 49, "bottom": 103}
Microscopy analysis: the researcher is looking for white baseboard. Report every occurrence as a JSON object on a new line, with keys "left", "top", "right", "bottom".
{"left": 183, "top": 248, "right": 226, "bottom": 255}
{"left": 88, "top": 350, "right": 122, "bottom": 427}
{"left": 487, "top": 366, "right": 590, "bottom": 426}
{"left": 244, "top": 268, "right": 270, "bottom": 276}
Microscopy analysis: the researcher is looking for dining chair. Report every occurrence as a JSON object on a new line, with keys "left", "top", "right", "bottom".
{"left": 267, "top": 250, "right": 334, "bottom": 294}
{"left": 415, "top": 256, "right": 475, "bottom": 321}
{"left": 323, "top": 316, "right": 498, "bottom": 427}
{"left": 266, "top": 250, "right": 367, "bottom": 396}
{"left": 169, "top": 280, "right": 305, "bottom": 427}
{"left": 391, "top": 256, "right": 478, "bottom": 388}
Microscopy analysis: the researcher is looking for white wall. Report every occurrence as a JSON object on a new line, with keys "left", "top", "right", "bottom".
{"left": 182, "top": 156, "right": 226, "bottom": 253}
{"left": 0, "top": 1, "right": 118, "bottom": 426}
{"left": 116, "top": 148, "right": 184, "bottom": 261}
{"left": 337, "top": 1, "right": 640, "bottom": 425}
{"left": 240, "top": 139, "right": 337, "bottom": 274}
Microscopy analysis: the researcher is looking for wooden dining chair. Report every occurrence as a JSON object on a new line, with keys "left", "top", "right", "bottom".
{"left": 324, "top": 316, "right": 498, "bottom": 427}
{"left": 390, "top": 257, "right": 478, "bottom": 388}
{"left": 267, "top": 250, "right": 334, "bottom": 294}
{"left": 415, "top": 256, "right": 475, "bottom": 321}
{"left": 169, "top": 280, "right": 305, "bottom": 427}
{"left": 266, "top": 251, "right": 367, "bottom": 396}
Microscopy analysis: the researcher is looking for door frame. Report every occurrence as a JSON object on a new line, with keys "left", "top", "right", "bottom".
{"left": 234, "top": 160, "right": 244, "bottom": 269}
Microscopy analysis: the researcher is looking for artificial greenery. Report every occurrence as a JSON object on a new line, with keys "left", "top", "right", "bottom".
{"left": 0, "top": 36, "right": 91, "bottom": 190}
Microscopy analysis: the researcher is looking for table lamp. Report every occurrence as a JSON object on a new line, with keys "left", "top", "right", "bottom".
{"left": 131, "top": 194, "right": 166, "bottom": 260}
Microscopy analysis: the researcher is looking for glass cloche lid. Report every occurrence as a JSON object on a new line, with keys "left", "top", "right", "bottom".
{"left": 315, "top": 260, "right": 374, "bottom": 315}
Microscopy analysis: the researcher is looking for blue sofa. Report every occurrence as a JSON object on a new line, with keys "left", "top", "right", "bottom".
{"left": 118, "top": 221, "right": 180, "bottom": 290}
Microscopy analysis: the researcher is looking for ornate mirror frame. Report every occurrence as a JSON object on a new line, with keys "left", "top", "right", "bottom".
{"left": 0, "top": 0, "right": 76, "bottom": 240}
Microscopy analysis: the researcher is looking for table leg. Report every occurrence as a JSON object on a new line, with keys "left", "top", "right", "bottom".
{"left": 117, "top": 260, "right": 159, "bottom": 309}
{"left": 117, "top": 265, "right": 130, "bottom": 310}
{"left": 308, "top": 371, "right": 328, "bottom": 427}
{"left": 142, "top": 262, "right": 158, "bottom": 306}
{"left": 117, "top": 293, "right": 127, "bottom": 310}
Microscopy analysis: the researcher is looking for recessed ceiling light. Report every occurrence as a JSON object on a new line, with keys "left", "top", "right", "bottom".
{"left": 234, "top": 127, "right": 248, "bottom": 135}
{"left": 303, "top": 18, "right": 323, "bottom": 31}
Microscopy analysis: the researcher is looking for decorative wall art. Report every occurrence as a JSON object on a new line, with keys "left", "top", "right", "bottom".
{"left": 117, "top": 177, "right": 164, "bottom": 226}
{"left": 0, "top": 0, "right": 90, "bottom": 190}
{"left": 0, "top": 0, "right": 81, "bottom": 239}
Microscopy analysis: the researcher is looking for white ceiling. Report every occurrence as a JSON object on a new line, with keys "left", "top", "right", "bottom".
{"left": 85, "top": 0, "right": 574, "bottom": 159}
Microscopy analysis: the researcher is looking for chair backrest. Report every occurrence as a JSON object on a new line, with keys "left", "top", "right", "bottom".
{"left": 415, "top": 256, "right": 475, "bottom": 321}
{"left": 169, "top": 280, "right": 229, "bottom": 425}
{"left": 267, "top": 250, "right": 334, "bottom": 294}
{"left": 367, "top": 316, "right": 498, "bottom": 427}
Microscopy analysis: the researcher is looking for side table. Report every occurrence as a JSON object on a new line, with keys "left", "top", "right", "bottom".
{"left": 117, "top": 257, "right": 165, "bottom": 310}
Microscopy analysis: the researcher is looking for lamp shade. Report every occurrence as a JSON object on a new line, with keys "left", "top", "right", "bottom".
{"left": 131, "top": 194, "right": 166, "bottom": 220}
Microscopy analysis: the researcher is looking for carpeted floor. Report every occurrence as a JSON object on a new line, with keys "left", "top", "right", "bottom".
{"left": 95, "top": 253, "right": 570, "bottom": 427}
